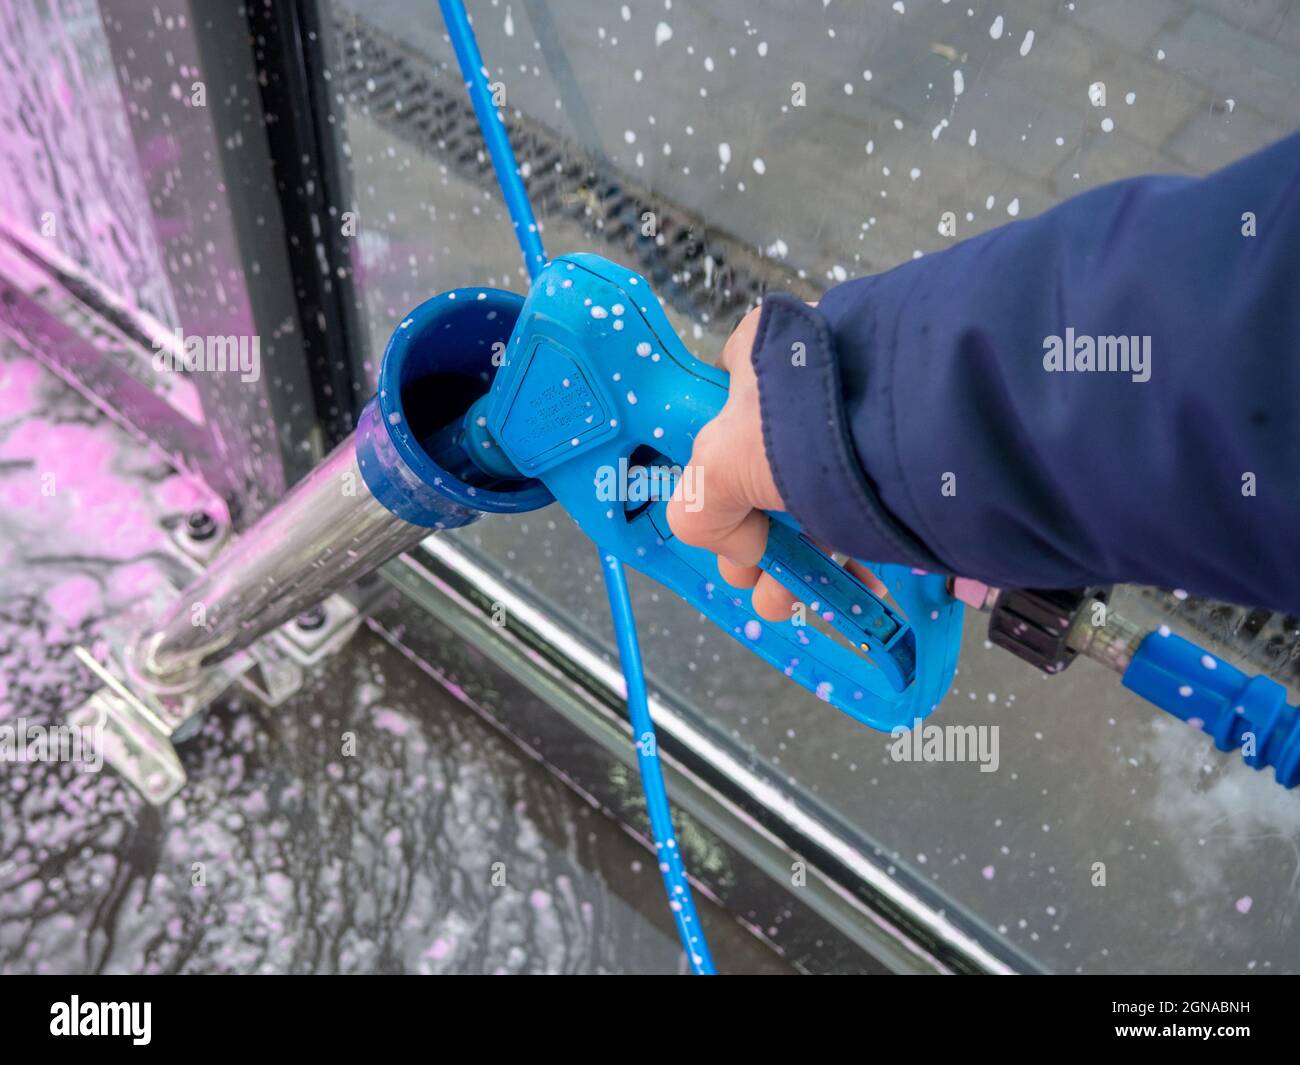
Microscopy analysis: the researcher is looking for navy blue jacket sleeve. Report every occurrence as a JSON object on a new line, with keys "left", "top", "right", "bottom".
{"left": 752, "top": 131, "right": 1300, "bottom": 613}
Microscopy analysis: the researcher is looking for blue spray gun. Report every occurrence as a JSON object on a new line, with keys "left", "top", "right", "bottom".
{"left": 459, "top": 253, "right": 963, "bottom": 725}
{"left": 368, "top": 0, "right": 1298, "bottom": 974}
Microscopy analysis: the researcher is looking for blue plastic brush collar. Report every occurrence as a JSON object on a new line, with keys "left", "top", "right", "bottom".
{"left": 356, "top": 287, "right": 553, "bottom": 528}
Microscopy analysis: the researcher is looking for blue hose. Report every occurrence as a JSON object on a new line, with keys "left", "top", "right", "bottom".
{"left": 437, "top": 0, "right": 716, "bottom": 974}
{"left": 437, "top": 0, "right": 547, "bottom": 278}
{"left": 600, "top": 554, "right": 716, "bottom": 974}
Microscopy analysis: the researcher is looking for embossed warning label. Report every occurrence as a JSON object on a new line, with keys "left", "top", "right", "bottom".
{"left": 499, "top": 340, "right": 606, "bottom": 464}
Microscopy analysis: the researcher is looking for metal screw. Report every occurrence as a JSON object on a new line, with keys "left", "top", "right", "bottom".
{"left": 294, "top": 606, "right": 327, "bottom": 632}
{"left": 185, "top": 510, "right": 218, "bottom": 541}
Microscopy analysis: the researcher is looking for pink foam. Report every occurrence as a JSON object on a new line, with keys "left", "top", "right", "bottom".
{"left": 46, "top": 574, "right": 100, "bottom": 628}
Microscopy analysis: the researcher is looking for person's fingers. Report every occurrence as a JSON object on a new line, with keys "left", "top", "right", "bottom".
{"left": 666, "top": 413, "right": 774, "bottom": 567}
{"left": 752, "top": 573, "right": 797, "bottom": 622}
{"left": 844, "top": 557, "right": 890, "bottom": 599}
{"left": 726, "top": 546, "right": 889, "bottom": 626}
{"left": 804, "top": 538, "right": 891, "bottom": 603}
{"left": 668, "top": 480, "right": 771, "bottom": 567}
{"left": 737, "top": 542, "right": 890, "bottom": 628}
{"left": 719, "top": 306, "right": 763, "bottom": 376}
{"left": 717, "top": 555, "right": 761, "bottom": 590}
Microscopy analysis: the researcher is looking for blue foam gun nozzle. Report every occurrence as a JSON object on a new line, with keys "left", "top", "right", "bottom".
{"left": 355, "top": 286, "right": 553, "bottom": 529}
{"left": 475, "top": 253, "right": 963, "bottom": 732}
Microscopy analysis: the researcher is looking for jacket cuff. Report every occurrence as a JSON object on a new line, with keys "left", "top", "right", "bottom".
{"left": 750, "top": 293, "right": 945, "bottom": 572}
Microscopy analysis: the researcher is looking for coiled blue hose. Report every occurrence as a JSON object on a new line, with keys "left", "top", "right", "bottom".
{"left": 437, "top": 0, "right": 716, "bottom": 974}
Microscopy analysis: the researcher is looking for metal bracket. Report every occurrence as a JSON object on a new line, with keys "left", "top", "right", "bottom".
{"left": 238, "top": 596, "right": 360, "bottom": 706}
{"left": 69, "top": 592, "right": 361, "bottom": 804}
{"left": 69, "top": 648, "right": 186, "bottom": 804}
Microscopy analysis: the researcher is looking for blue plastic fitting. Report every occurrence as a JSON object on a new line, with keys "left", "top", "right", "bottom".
{"left": 355, "top": 287, "right": 553, "bottom": 528}
{"left": 1123, "top": 628, "right": 1300, "bottom": 787}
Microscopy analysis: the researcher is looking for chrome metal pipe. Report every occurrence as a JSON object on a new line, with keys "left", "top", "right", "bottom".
{"left": 131, "top": 285, "right": 552, "bottom": 690}
{"left": 133, "top": 432, "right": 427, "bottom": 685}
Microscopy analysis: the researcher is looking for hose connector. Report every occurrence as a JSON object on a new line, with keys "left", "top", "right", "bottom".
{"left": 1123, "top": 629, "right": 1300, "bottom": 788}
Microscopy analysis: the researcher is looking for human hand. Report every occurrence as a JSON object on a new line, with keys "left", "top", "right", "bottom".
{"left": 666, "top": 305, "right": 889, "bottom": 621}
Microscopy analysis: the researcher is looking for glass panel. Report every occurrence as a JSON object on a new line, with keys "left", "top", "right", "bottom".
{"left": 0, "top": 0, "right": 177, "bottom": 322}
{"left": 327, "top": 0, "right": 1300, "bottom": 972}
